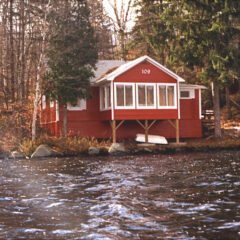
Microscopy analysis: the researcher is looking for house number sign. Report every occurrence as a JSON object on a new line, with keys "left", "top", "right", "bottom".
{"left": 142, "top": 69, "right": 151, "bottom": 74}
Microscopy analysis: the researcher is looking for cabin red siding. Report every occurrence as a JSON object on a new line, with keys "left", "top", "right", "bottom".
{"left": 115, "top": 60, "right": 177, "bottom": 83}
{"left": 40, "top": 58, "right": 204, "bottom": 140}
{"left": 113, "top": 60, "right": 179, "bottom": 120}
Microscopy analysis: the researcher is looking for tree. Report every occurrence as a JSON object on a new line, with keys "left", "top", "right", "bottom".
{"left": 88, "top": 0, "right": 115, "bottom": 59}
{"left": 132, "top": 0, "right": 240, "bottom": 138}
{"left": 132, "top": 0, "right": 176, "bottom": 64}
{"left": 105, "top": 0, "right": 134, "bottom": 60}
{"left": 43, "top": 0, "right": 97, "bottom": 137}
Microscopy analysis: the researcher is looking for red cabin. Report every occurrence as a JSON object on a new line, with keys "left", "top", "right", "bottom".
{"left": 40, "top": 56, "right": 206, "bottom": 143}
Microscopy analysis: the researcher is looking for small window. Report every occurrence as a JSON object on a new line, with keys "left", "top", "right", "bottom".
{"left": 50, "top": 100, "right": 54, "bottom": 108}
{"left": 180, "top": 89, "right": 195, "bottom": 99}
{"left": 158, "top": 84, "right": 176, "bottom": 108}
{"left": 100, "top": 85, "right": 111, "bottom": 110}
{"left": 67, "top": 98, "right": 86, "bottom": 110}
{"left": 137, "top": 84, "right": 156, "bottom": 108}
{"left": 42, "top": 95, "right": 46, "bottom": 109}
{"left": 115, "top": 83, "right": 135, "bottom": 109}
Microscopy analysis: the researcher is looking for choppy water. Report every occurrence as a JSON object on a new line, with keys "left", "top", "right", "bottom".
{"left": 0, "top": 150, "right": 240, "bottom": 239}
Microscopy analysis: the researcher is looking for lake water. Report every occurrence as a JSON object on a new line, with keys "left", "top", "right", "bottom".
{"left": 0, "top": 150, "right": 239, "bottom": 239}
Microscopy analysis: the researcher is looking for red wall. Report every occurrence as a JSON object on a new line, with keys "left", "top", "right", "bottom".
{"left": 115, "top": 60, "right": 177, "bottom": 83}
{"left": 114, "top": 60, "right": 179, "bottom": 120}
{"left": 40, "top": 60, "right": 203, "bottom": 139}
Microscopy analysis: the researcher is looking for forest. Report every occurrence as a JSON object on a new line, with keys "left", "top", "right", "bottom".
{"left": 0, "top": 0, "right": 239, "bottom": 151}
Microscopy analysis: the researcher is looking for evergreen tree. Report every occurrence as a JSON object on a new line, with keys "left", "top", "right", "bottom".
{"left": 43, "top": 0, "right": 97, "bottom": 136}
{"left": 132, "top": 0, "right": 176, "bottom": 65}
{"left": 133, "top": 0, "right": 240, "bottom": 138}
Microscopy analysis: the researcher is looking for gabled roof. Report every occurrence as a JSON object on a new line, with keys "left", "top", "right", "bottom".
{"left": 90, "top": 60, "right": 127, "bottom": 83}
{"left": 95, "top": 55, "right": 185, "bottom": 84}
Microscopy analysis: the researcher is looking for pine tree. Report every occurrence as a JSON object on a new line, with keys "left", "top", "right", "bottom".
{"left": 132, "top": 0, "right": 240, "bottom": 138}
{"left": 172, "top": 0, "right": 240, "bottom": 138}
{"left": 43, "top": 0, "right": 97, "bottom": 136}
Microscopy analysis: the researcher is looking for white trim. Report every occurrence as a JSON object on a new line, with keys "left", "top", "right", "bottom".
{"left": 97, "top": 55, "right": 185, "bottom": 84}
{"left": 41, "top": 120, "right": 59, "bottom": 124}
{"left": 136, "top": 83, "right": 156, "bottom": 109}
{"left": 50, "top": 100, "right": 54, "bottom": 108}
{"left": 42, "top": 95, "right": 46, "bottom": 110}
{"left": 157, "top": 83, "right": 177, "bottom": 109}
{"left": 56, "top": 101, "right": 59, "bottom": 122}
{"left": 111, "top": 81, "right": 114, "bottom": 120}
{"left": 177, "top": 82, "right": 181, "bottom": 119}
{"left": 114, "top": 83, "right": 135, "bottom": 109}
{"left": 199, "top": 89, "right": 202, "bottom": 119}
{"left": 67, "top": 98, "right": 87, "bottom": 111}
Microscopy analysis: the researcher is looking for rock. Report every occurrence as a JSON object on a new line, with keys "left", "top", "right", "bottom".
{"left": 0, "top": 152, "right": 8, "bottom": 159}
{"left": 99, "top": 147, "right": 109, "bottom": 156}
{"left": 31, "top": 145, "right": 63, "bottom": 159}
{"left": 88, "top": 147, "right": 100, "bottom": 156}
{"left": 143, "top": 148, "right": 152, "bottom": 153}
{"left": 108, "top": 143, "right": 127, "bottom": 155}
{"left": 10, "top": 151, "right": 26, "bottom": 159}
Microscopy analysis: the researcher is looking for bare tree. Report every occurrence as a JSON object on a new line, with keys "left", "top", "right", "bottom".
{"left": 106, "top": 0, "right": 134, "bottom": 60}
{"left": 32, "top": 0, "right": 51, "bottom": 141}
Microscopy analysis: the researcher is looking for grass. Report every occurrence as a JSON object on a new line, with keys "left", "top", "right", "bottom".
{"left": 19, "top": 134, "right": 111, "bottom": 157}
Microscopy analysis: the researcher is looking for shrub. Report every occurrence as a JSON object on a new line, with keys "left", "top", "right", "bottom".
{"left": 19, "top": 134, "right": 111, "bottom": 157}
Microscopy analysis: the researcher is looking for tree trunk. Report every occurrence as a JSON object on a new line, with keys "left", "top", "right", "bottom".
{"left": 213, "top": 81, "right": 222, "bottom": 138}
{"left": 20, "top": 0, "right": 25, "bottom": 101}
{"left": 63, "top": 105, "right": 67, "bottom": 137}
{"left": 225, "top": 87, "right": 232, "bottom": 120}
{"left": 32, "top": 0, "right": 50, "bottom": 141}
{"left": 9, "top": 0, "right": 15, "bottom": 102}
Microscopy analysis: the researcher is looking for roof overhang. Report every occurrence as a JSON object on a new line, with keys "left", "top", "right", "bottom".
{"left": 95, "top": 55, "right": 185, "bottom": 85}
{"left": 180, "top": 83, "right": 207, "bottom": 90}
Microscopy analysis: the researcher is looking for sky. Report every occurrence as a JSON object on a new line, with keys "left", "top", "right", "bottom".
{"left": 102, "top": 0, "right": 136, "bottom": 30}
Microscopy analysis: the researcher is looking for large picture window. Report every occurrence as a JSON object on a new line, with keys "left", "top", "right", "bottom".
{"left": 100, "top": 85, "right": 111, "bottom": 110}
{"left": 136, "top": 83, "right": 156, "bottom": 108}
{"left": 115, "top": 83, "right": 135, "bottom": 109}
{"left": 157, "top": 84, "right": 177, "bottom": 108}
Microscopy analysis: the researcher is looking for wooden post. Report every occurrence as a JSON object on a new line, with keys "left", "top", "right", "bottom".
{"left": 176, "top": 119, "right": 179, "bottom": 144}
{"left": 110, "top": 120, "right": 124, "bottom": 143}
{"left": 145, "top": 120, "right": 149, "bottom": 143}
{"left": 112, "top": 120, "right": 116, "bottom": 143}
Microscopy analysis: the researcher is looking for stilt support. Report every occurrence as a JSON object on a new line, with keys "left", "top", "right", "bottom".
{"left": 168, "top": 119, "right": 180, "bottom": 144}
{"left": 110, "top": 120, "right": 125, "bottom": 143}
{"left": 136, "top": 120, "right": 157, "bottom": 144}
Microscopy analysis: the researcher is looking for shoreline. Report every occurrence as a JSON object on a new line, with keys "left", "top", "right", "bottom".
{"left": 1, "top": 138, "right": 240, "bottom": 160}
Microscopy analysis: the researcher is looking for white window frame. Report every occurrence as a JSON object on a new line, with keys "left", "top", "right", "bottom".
{"left": 114, "top": 83, "right": 135, "bottom": 109}
{"left": 157, "top": 83, "right": 177, "bottom": 109}
{"left": 42, "top": 95, "right": 46, "bottom": 110}
{"left": 50, "top": 100, "right": 54, "bottom": 108}
{"left": 180, "top": 89, "right": 195, "bottom": 99}
{"left": 100, "top": 84, "right": 111, "bottom": 111}
{"left": 136, "top": 83, "right": 156, "bottom": 109}
{"left": 67, "top": 98, "right": 87, "bottom": 111}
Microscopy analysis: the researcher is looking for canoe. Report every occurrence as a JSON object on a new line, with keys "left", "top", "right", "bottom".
{"left": 135, "top": 134, "right": 168, "bottom": 145}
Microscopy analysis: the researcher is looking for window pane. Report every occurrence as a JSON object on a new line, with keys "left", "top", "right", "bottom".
{"left": 125, "top": 85, "right": 133, "bottom": 106}
{"left": 77, "top": 98, "right": 82, "bottom": 107}
{"left": 159, "top": 86, "right": 166, "bottom": 106}
{"left": 138, "top": 85, "right": 145, "bottom": 106}
{"left": 147, "top": 86, "right": 154, "bottom": 106}
{"left": 168, "top": 86, "right": 175, "bottom": 106}
{"left": 180, "top": 91, "right": 189, "bottom": 98}
{"left": 116, "top": 85, "right": 124, "bottom": 106}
